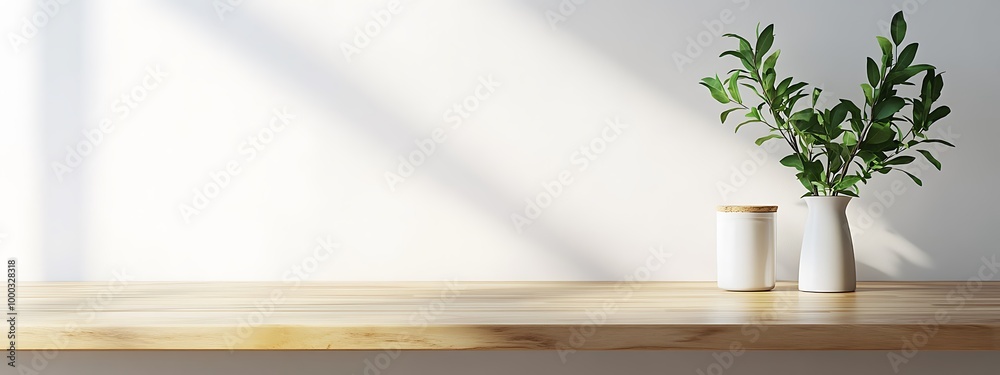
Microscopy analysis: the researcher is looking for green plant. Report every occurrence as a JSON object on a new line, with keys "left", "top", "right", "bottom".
{"left": 700, "top": 12, "right": 953, "bottom": 197}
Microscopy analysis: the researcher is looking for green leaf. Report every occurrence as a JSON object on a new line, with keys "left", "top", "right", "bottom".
{"left": 861, "top": 84, "right": 874, "bottom": 104}
{"left": 867, "top": 57, "right": 880, "bottom": 87}
{"left": 827, "top": 143, "right": 845, "bottom": 171}
{"left": 735, "top": 119, "right": 759, "bottom": 133}
{"left": 786, "top": 92, "right": 809, "bottom": 110}
{"left": 901, "top": 169, "right": 922, "bottom": 186}
{"left": 917, "top": 150, "right": 942, "bottom": 170}
{"left": 873, "top": 97, "right": 906, "bottom": 120}
{"left": 754, "top": 134, "right": 783, "bottom": 146}
{"left": 720, "top": 50, "right": 748, "bottom": 63}
{"left": 763, "top": 70, "right": 776, "bottom": 92}
{"left": 858, "top": 151, "right": 878, "bottom": 165}
{"left": 830, "top": 102, "right": 849, "bottom": 126}
{"left": 885, "top": 156, "right": 916, "bottom": 165}
{"left": 834, "top": 175, "right": 863, "bottom": 191}
{"left": 788, "top": 117, "right": 815, "bottom": 134}
{"left": 762, "top": 50, "right": 780, "bottom": 74}
{"left": 722, "top": 33, "right": 752, "bottom": 48}
{"left": 931, "top": 73, "right": 944, "bottom": 101}
{"left": 700, "top": 76, "right": 730, "bottom": 104}
{"left": 838, "top": 190, "right": 860, "bottom": 198}
{"left": 895, "top": 43, "right": 918, "bottom": 70}
{"left": 844, "top": 131, "right": 858, "bottom": 147}
{"left": 850, "top": 118, "right": 864, "bottom": 135}
{"left": 780, "top": 154, "right": 804, "bottom": 171}
{"left": 726, "top": 71, "right": 742, "bottom": 104}
{"left": 786, "top": 82, "right": 808, "bottom": 95}
{"left": 788, "top": 108, "right": 814, "bottom": 131}
{"left": 803, "top": 160, "right": 824, "bottom": 179}
{"left": 738, "top": 39, "right": 754, "bottom": 63}
{"left": 839, "top": 99, "right": 862, "bottom": 119}
{"left": 928, "top": 106, "right": 950, "bottom": 123}
{"left": 720, "top": 108, "right": 741, "bottom": 123}
{"left": 753, "top": 134, "right": 782, "bottom": 146}
{"left": 796, "top": 175, "right": 813, "bottom": 191}
{"left": 776, "top": 77, "right": 793, "bottom": 97}
{"left": 866, "top": 122, "right": 895, "bottom": 144}
{"left": 891, "top": 11, "right": 907, "bottom": 45}
{"left": 877, "top": 36, "right": 894, "bottom": 58}
{"left": 919, "top": 71, "right": 934, "bottom": 103}
{"left": 740, "top": 53, "right": 755, "bottom": 72}
{"left": 920, "top": 139, "right": 955, "bottom": 147}
{"left": 887, "top": 64, "right": 935, "bottom": 84}
{"left": 811, "top": 88, "right": 822, "bottom": 107}
{"left": 755, "top": 24, "right": 775, "bottom": 64}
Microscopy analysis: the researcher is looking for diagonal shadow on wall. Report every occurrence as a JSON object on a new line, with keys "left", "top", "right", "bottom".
{"left": 158, "top": 0, "right": 627, "bottom": 280}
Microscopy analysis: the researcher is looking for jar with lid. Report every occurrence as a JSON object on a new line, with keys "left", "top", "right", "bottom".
{"left": 716, "top": 205, "right": 777, "bottom": 291}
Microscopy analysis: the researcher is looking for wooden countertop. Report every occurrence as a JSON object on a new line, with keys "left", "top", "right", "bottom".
{"left": 17, "top": 282, "right": 1000, "bottom": 350}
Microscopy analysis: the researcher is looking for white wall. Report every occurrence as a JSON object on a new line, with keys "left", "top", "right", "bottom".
{"left": 2, "top": 0, "right": 997, "bottom": 283}
{"left": 2, "top": 0, "right": 998, "bottom": 373}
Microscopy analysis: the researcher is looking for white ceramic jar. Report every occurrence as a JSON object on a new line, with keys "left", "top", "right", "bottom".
{"left": 716, "top": 205, "right": 777, "bottom": 291}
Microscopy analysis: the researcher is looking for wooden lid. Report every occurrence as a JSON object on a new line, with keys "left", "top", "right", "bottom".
{"left": 717, "top": 205, "right": 778, "bottom": 213}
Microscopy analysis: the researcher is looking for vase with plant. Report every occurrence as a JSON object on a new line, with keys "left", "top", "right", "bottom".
{"left": 700, "top": 12, "right": 953, "bottom": 292}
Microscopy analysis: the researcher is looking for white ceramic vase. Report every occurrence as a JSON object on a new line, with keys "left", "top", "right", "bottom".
{"left": 798, "top": 196, "right": 856, "bottom": 293}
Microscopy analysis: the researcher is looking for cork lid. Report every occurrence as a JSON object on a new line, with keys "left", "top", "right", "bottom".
{"left": 717, "top": 205, "right": 778, "bottom": 213}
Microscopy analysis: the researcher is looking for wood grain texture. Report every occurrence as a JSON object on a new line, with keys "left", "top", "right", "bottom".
{"left": 17, "top": 282, "right": 1000, "bottom": 350}
{"left": 716, "top": 205, "right": 778, "bottom": 213}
